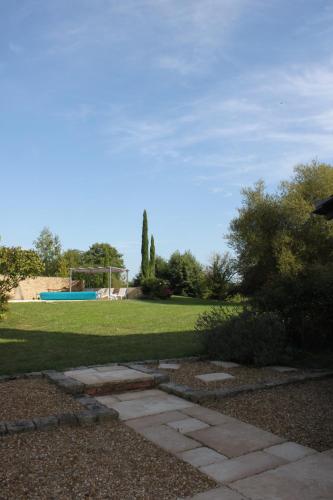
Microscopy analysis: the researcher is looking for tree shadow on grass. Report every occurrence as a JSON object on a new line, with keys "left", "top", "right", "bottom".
{"left": 0, "top": 328, "right": 203, "bottom": 375}
{"left": 141, "top": 297, "right": 242, "bottom": 307}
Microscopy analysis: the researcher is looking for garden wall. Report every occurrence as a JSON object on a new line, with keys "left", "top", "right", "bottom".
{"left": 9, "top": 277, "right": 83, "bottom": 300}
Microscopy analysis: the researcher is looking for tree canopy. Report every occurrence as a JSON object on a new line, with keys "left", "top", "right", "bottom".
{"left": 33, "top": 227, "right": 62, "bottom": 276}
{"left": 0, "top": 246, "right": 44, "bottom": 313}
{"left": 228, "top": 161, "right": 333, "bottom": 294}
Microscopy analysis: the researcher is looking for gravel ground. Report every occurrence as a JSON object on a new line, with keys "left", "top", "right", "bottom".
{"left": 0, "top": 421, "right": 215, "bottom": 500}
{"left": 206, "top": 378, "right": 333, "bottom": 451}
{"left": 151, "top": 361, "right": 306, "bottom": 390}
{"left": 0, "top": 379, "right": 83, "bottom": 421}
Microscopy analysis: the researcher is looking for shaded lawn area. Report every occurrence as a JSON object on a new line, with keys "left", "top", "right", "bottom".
{"left": 0, "top": 297, "right": 239, "bottom": 375}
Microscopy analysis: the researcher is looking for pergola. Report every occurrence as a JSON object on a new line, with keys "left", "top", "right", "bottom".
{"left": 69, "top": 266, "right": 129, "bottom": 299}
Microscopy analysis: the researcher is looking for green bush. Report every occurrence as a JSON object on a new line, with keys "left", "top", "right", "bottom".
{"left": 195, "top": 307, "right": 288, "bottom": 366}
{"left": 141, "top": 277, "right": 172, "bottom": 300}
{"left": 253, "top": 263, "right": 333, "bottom": 350}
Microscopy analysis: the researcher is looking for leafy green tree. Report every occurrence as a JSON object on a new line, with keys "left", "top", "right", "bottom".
{"left": 0, "top": 246, "right": 44, "bottom": 314}
{"left": 168, "top": 250, "right": 205, "bottom": 297}
{"left": 141, "top": 210, "right": 149, "bottom": 279}
{"left": 228, "top": 161, "right": 333, "bottom": 294}
{"left": 149, "top": 235, "right": 156, "bottom": 277}
{"left": 82, "top": 243, "right": 124, "bottom": 288}
{"left": 155, "top": 255, "right": 170, "bottom": 280}
{"left": 58, "top": 249, "right": 84, "bottom": 277}
{"left": 205, "top": 252, "right": 235, "bottom": 300}
{"left": 33, "top": 227, "right": 62, "bottom": 276}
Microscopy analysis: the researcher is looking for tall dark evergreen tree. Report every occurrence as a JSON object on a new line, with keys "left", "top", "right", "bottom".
{"left": 141, "top": 210, "right": 149, "bottom": 278}
{"left": 149, "top": 235, "right": 156, "bottom": 277}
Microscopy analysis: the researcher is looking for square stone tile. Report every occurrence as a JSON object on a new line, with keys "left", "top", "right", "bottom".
{"left": 168, "top": 418, "right": 210, "bottom": 433}
{"left": 232, "top": 452, "right": 333, "bottom": 500}
{"left": 268, "top": 366, "right": 297, "bottom": 373}
{"left": 159, "top": 363, "right": 181, "bottom": 370}
{"left": 95, "top": 364, "right": 125, "bottom": 372}
{"left": 187, "top": 485, "right": 248, "bottom": 499}
{"left": 116, "top": 389, "right": 167, "bottom": 401}
{"left": 95, "top": 395, "right": 120, "bottom": 405}
{"left": 126, "top": 411, "right": 187, "bottom": 431}
{"left": 200, "top": 451, "right": 286, "bottom": 483}
{"left": 96, "top": 368, "right": 153, "bottom": 382}
{"left": 65, "top": 372, "right": 103, "bottom": 385}
{"left": 211, "top": 361, "right": 240, "bottom": 368}
{"left": 63, "top": 366, "right": 153, "bottom": 386}
{"left": 182, "top": 406, "right": 239, "bottom": 426}
{"left": 187, "top": 421, "right": 284, "bottom": 457}
{"left": 107, "top": 392, "right": 194, "bottom": 420}
{"left": 64, "top": 368, "right": 95, "bottom": 376}
{"left": 178, "top": 447, "right": 227, "bottom": 467}
{"left": 196, "top": 372, "right": 234, "bottom": 383}
{"left": 264, "top": 441, "right": 317, "bottom": 462}
{"left": 139, "top": 424, "right": 201, "bottom": 453}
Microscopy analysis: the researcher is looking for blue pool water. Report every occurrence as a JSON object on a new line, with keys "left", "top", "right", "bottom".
{"left": 40, "top": 291, "right": 97, "bottom": 301}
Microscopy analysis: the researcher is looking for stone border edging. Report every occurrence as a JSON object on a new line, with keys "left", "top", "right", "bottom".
{"left": 122, "top": 363, "right": 170, "bottom": 385}
{"left": 158, "top": 370, "right": 333, "bottom": 403}
{"left": 0, "top": 371, "right": 118, "bottom": 437}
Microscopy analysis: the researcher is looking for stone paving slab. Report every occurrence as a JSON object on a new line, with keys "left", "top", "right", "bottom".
{"left": 138, "top": 424, "right": 201, "bottom": 454}
{"left": 185, "top": 485, "right": 248, "bottom": 499}
{"left": 210, "top": 361, "right": 240, "bottom": 368}
{"left": 187, "top": 421, "right": 284, "bottom": 457}
{"left": 95, "top": 395, "right": 120, "bottom": 405}
{"left": 182, "top": 406, "right": 239, "bottom": 426}
{"left": 232, "top": 452, "right": 333, "bottom": 500}
{"left": 100, "top": 390, "right": 194, "bottom": 420}
{"left": 264, "top": 441, "right": 317, "bottom": 462}
{"left": 177, "top": 447, "right": 228, "bottom": 468}
{"left": 126, "top": 410, "right": 187, "bottom": 431}
{"left": 200, "top": 451, "right": 286, "bottom": 483}
{"left": 64, "top": 366, "right": 153, "bottom": 387}
{"left": 196, "top": 372, "right": 235, "bottom": 383}
{"left": 168, "top": 418, "right": 210, "bottom": 433}
{"left": 116, "top": 389, "right": 168, "bottom": 401}
{"left": 95, "top": 364, "right": 125, "bottom": 372}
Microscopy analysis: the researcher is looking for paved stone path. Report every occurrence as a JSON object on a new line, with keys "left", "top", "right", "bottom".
{"left": 97, "top": 388, "right": 333, "bottom": 500}
{"left": 64, "top": 365, "right": 155, "bottom": 394}
{"left": 64, "top": 365, "right": 154, "bottom": 387}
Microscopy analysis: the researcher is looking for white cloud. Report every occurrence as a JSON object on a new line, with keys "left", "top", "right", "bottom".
{"left": 102, "top": 58, "right": 333, "bottom": 191}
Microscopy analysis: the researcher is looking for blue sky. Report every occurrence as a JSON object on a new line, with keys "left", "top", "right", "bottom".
{"left": 1, "top": 0, "right": 333, "bottom": 276}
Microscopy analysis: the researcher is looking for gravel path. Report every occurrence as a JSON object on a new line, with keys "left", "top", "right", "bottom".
{"left": 0, "top": 421, "right": 215, "bottom": 500}
{"left": 152, "top": 361, "right": 304, "bottom": 390}
{"left": 206, "top": 378, "right": 333, "bottom": 451}
{"left": 0, "top": 379, "right": 83, "bottom": 421}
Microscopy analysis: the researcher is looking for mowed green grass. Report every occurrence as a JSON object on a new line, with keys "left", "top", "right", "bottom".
{"left": 0, "top": 297, "right": 239, "bottom": 375}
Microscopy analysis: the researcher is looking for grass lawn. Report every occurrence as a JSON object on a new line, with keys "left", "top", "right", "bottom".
{"left": 0, "top": 297, "right": 239, "bottom": 375}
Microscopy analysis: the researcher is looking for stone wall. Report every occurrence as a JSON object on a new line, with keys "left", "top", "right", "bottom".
{"left": 9, "top": 277, "right": 83, "bottom": 300}
{"left": 126, "top": 287, "right": 143, "bottom": 299}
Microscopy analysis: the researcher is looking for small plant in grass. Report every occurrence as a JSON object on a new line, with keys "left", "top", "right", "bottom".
{"left": 195, "top": 306, "right": 289, "bottom": 366}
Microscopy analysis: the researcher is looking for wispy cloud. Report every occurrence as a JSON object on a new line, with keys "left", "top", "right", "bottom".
{"left": 102, "top": 58, "right": 333, "bottom": 189}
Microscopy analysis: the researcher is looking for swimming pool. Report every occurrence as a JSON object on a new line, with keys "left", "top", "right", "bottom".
{"left": 40, "top": 291, "right": 97, "bottom": 301}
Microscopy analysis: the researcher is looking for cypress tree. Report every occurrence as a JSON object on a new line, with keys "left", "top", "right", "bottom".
{"left": 149, "top": 235, "right": 156, "bottom": 277}
{"left": 141, "top": 210, "right": 149, "bottom": 278}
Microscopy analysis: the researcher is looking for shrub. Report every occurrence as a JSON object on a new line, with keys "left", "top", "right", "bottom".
{"left": 253, "top": 263, "right": 333, "bottom": 350}
{"left": 141, "top": 277, "right": 172, "bottom": 300}
{"left": 0, "top": 246, "right": 44, "bottom": 317}
{"left": 195, "top": 307, "right": 288, "bottom": 366}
